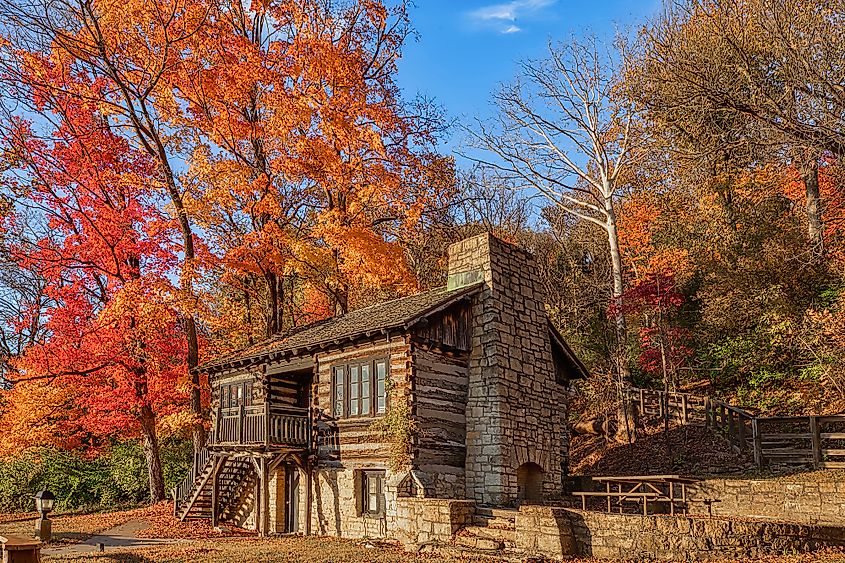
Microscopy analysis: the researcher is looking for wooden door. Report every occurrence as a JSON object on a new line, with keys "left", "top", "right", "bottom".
{"left": 284, "top": 464, "right": 300, "bottom": 533}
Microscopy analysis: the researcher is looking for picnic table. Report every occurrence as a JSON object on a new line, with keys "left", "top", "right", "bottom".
{"left": 0, "top": 535, "right": 41, "bottom": 563}
{"left": 572, "top": 475, "right": 699, "bottom": 516}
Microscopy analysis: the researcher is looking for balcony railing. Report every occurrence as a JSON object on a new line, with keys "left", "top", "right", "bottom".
{"left": 211, "top": 404, "right": 309, "bottom": 448}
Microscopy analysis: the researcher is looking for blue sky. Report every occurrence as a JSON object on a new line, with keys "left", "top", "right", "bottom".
{"left": 397, "top": 0, "right": 662, "bottom": 154}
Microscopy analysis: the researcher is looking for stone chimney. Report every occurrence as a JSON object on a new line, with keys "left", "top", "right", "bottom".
{"left": 447, "top": 233, "right": 565, "bottom": 505}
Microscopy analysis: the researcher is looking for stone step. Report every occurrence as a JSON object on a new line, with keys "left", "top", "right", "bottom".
{"left": 461, "top": 525, "right": 516, "bottom": 545}
{"left": 453, "top": 533, "right": 504, "bottom": 551}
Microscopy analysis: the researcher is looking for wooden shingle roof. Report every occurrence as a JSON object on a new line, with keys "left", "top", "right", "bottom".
{"left": 196, "top": 283, "right": 483, "bottom": 375}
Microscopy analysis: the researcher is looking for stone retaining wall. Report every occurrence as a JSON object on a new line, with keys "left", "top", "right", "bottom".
{"left": 515, "top": 506, "right": 845, "bottom": 560}
{"left": 393, "top": 499, "right": 475, "bottom": 546}
{"left": 688, "top": 478, "right": 845, "bottom": 526}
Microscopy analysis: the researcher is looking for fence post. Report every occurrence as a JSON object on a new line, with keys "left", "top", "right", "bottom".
{"left": 738, "top": 415, "right": 747, "bottom": 452}
{"left": 810, "top": 416, "right": 822, "bottom": 468}
{"left": 681, "top": 394, "right": 688, "bottom": 425}
{"left": 639, "top": 388, "right": 645, "bottom": 417}
{"left": 752, "top": 418, "right": 763, "bottom": 467}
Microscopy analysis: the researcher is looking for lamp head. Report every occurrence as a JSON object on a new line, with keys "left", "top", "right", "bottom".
{"left": 34, "top": 490, "right": 56, "bottom": 515}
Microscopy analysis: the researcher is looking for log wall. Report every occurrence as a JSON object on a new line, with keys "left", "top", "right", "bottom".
{"left": 411, "top": 346, "right": 469, "bottom": 498}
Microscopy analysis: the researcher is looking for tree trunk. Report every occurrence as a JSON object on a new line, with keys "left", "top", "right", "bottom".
{"left": 166, "top": 184, "right": 205, "bottom": 454}
{"left": 802, "top": 156, "right": 824, "bottom": 256}
{"left": 605, "top": 195, "right": 635, "bottom": 444}
{"left": 140, "top": 406, "right": 165, "bottom": 502}
{"left": 605, "top": 197, "right": 630, "bottom": 383}
{"left": 264, "top": 271, "right": 285, "bottom": 337}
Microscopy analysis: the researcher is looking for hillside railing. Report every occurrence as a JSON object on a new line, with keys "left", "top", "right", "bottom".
{"left": 625, "top": 387, "right": 845, "bottom": 469}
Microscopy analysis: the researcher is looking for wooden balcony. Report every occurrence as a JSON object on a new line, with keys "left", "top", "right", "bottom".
{"left": 210, "top": 405, "right": 310, "bottom": 449}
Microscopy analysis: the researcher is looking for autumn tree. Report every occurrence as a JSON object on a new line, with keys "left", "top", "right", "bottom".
{"left": 0, "top": 0, "right": 210, "bottom": 451}
{"left": 637, "top": 0, "right": 845, "bottom": 256}
{"left": 0, "top": 80, "right": 187, "bottom": 500}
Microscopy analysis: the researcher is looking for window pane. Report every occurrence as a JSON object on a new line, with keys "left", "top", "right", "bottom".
{"left": 376, "top": 361, "right": 386, "bottom": 414}
{"left": 236, "top": 385, "right": 243, "bottom": 406}
{"left": 243, "top": 382, "right": 252, "bottom": 407}
{"left": 334, "top": 367, "right": 344, "bottom": 418}
{"left": 361, "top": 364, "right": 371, "bottom": 415}
{"left": 350, "top": 366, "right": 360, "bottom": 416}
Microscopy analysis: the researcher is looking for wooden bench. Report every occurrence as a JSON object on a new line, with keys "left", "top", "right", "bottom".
{"left": 0, "top": 535, "right": 41, "bottom": 563}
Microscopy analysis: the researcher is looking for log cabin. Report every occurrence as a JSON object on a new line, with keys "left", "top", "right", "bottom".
{"left": 172, "top": 233, "right": 588, "bottom": 539}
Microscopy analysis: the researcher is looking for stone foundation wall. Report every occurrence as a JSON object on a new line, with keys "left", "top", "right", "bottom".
{"left": 393, "top": 499, "right": 475, "bottom": 546}
{"left": 310, "top": 466, "right": 400, "bottom": 538}
{"left": 515, "top": 506, "right": 845, "bottom": 561}
{"left": 309, "top": 466, "right": 473, "bottom": 543}
{"left": 688, "top": 478, "right": 845, "bottom": 526}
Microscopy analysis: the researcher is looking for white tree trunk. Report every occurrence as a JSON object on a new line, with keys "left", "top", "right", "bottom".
{"left": 604, "top": 195, "right": 630, "bottom": 382}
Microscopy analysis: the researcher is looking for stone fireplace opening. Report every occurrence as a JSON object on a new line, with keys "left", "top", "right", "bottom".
{"left": 516, "top": 462, "right": 544, "bottom": 503}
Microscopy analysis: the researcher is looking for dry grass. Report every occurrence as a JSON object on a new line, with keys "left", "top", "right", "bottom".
{"left": 43, "top": 536, "right": 487, "bottom": 563}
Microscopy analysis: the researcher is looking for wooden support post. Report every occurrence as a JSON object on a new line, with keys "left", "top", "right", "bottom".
{"left": 681, "top": 395, "right": 688, "bottom": 425}
{"left": 738, "top": 416, "right": 747, "bottom": 452}
{"left": 238, "top": 405, "right": 245, "bottom": 444}
{"left": 261, "top": 456, "right": 270, "bottom": 537}
{"left": 681, "top": 483, "right": 687, "bottom": 515}
{"left": 810, "top": 416, "right": 822, "bottom": 468}
{"left": 669, "top": 482, "right": 675, "bottom": 516}
{"left": 727, "top": 410, "right": 736, "bottom": 446}
{"left": 265, "top": 403, "right": 271, "bottom": 447}
{"left": 606, "top": 481, "right": 611, "bottom": 513}
{"left": 752, "top": 418, "right": 763, "bottom": 467}
{"left": 618, "top": 484, "right": 622, "bottom": 513}
{"left": 211, "top": 456, "right": 222, "bottom": 528}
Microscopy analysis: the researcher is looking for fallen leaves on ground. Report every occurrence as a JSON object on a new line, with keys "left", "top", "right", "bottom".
{"left": 570, "top": 420, "right": 754, "bottom": 476}
{"left": 131, "top": 502, "right": 251, "bottom": 539}
{"left": 41, "top": 536, "right": 845, "bottom": 563}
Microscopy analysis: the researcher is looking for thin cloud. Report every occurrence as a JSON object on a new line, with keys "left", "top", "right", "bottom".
{"left": 467, "top": 0, "right": 557, "bottom": 33}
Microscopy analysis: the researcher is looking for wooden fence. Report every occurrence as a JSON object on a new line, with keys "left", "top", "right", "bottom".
{"left": 626, "top": 387, "right": 845, "bottom": 469}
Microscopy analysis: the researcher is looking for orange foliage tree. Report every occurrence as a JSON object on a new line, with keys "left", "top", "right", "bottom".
{"left": 176, "top": 0, "right": 446, "bottom": 342}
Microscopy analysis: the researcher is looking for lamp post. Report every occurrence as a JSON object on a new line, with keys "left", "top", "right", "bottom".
{"left": 34, "top": 490, "right": 55, "bottom": 542}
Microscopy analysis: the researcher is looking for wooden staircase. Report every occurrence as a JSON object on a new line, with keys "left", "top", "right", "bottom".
{"left": 173, "top": 451, "right": 255, "bottom": 522}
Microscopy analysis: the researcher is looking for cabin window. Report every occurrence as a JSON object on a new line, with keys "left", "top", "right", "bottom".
{"left": 220, "top": 380, "right": 255, "bottom": 409}
{"left": 331, "top": 358, "right": 388, "bottom": 418}
{"left": 362, "top": 470, "right": 385, "bottom": 516}
{"left": 332, "top": 367, "right": 346, "bottom": 418}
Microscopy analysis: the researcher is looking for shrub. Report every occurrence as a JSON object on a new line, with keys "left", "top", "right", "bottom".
{"left": 0, "top": 438, "right": 192, "bottom": 513}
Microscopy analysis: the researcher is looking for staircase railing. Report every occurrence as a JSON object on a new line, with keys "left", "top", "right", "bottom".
{"left": 172, "top": 447, "right": 211, "bottom": 516}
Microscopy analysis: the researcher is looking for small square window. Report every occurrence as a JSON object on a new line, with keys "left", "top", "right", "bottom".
{"left": 362, "top": 470, "right": 385, "bottom": 516}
